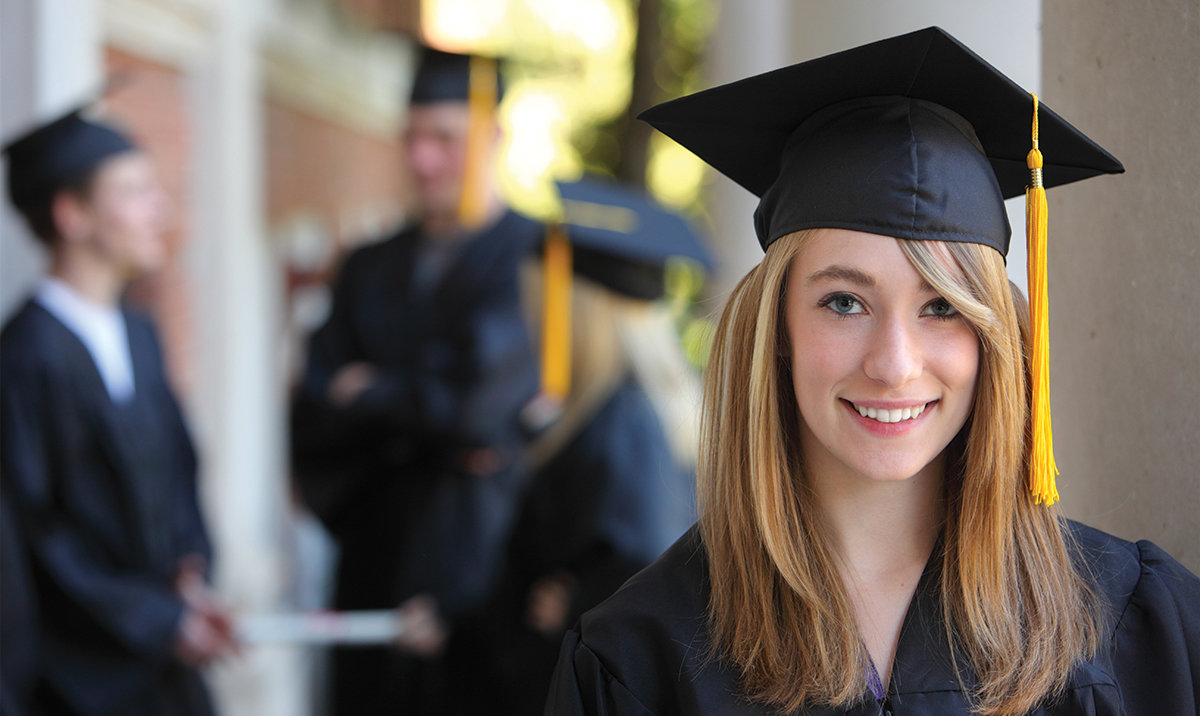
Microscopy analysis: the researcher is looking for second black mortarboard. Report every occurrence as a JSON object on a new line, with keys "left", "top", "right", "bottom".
{"left": 557, "top": 177, "right": 713, "bottom": 301}
{"left": 637, "top": 26, "right": 1123, "bottom": 256}
{"left": 2, "top": 106, "right": 137, "bottom": 217}
{"left": 538, "top": 177, "right": 713, "bottom": 402}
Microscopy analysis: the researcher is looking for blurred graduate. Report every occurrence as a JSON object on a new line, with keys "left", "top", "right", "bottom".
{"left": 454, "top": 177, "right": 709, "bottom": 714}
{"left": 1, "top": 105, "right": 235, "bottom": 715}
{"left": 289, "top": 46, "right": 544, "bottom": 714}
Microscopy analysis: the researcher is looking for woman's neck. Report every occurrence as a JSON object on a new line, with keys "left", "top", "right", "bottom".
{"left": 49, "top": 249, "right": 125, "bottom": 307}
{"left": 810, "top": 457, "right": 946, "bottom": 694}
{"left": 815, "top": 461, "right": 944, "bottom": 574}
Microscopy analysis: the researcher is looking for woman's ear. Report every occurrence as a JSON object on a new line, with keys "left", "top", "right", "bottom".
{"left": 50, "top": 190, "right": 93, "bottom": 245}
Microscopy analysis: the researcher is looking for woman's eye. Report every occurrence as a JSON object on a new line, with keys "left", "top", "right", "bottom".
{"left": 922, "top": 298, "right": 959, "bottom": 319}
{"left": 819, "top": 293, "right": 864, "bottom": 316}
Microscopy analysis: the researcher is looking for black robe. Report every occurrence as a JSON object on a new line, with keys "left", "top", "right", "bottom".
{"left": 290, "top": 210, "right": 543, "bottom": 714}
{"left": 456, "top": 377, "right": 695, "bottom": 715}
{"left": 547, "top": 522, "right": 1200, "bottom": 715}
{"left": 1, "top": 481, "right": 37, "bottom": 716}
{"left": 0, "top": 300, "right": 214, "bottom": 716}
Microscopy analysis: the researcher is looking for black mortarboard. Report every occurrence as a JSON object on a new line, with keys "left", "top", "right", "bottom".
{"left": 637, "top": 26, "right": 1124, "bottom": 256}
{"left": 557, "top": 177, "right": 714, "bottom": 300}
{"left": 409, "top": 46, "right": 504, "bottom": 105}
{"left": 538, "top": 177, "right": 714, "bottom": 402}
{"left": 3, "top": 106, "right": 137, "bottom": 215}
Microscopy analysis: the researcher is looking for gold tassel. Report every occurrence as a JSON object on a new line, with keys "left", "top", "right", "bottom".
{"left": 541, "top": 224, "right": 572, "bottom": 401}
{"left": 457, "top": 56, "right": 497, "bottom": 229}
{"left": 1026, "top": 94, "right": 1060, "bottom": 505}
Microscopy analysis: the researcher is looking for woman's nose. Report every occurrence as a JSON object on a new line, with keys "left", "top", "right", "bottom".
{"left": 862, "top": 318, "right": 922, "bottom": 388}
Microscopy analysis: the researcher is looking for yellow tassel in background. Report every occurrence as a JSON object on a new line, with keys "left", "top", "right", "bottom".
{"left": 1026, "top": 94, "right": 1060, "bottom": 505}
{"left": 541, "top": 224, "right": 573, "bottom": 401}
{"left": 456, "top": 56, "right": 497, "bottom": 229}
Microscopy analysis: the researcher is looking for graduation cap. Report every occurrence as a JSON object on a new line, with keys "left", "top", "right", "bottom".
{"left": 638, "top": 26, "right": 1125, "bottom": 505}
{"left": 410, "top": 46, "right": 505, "bottom": 105}
{"left": 409, "top": 46, "right": 504, "bottom": 229}
{"left": 538, "top": 177, "right": 714, "bottom": 402}
{"left": 3, "top": 105, "right": 137, "bottom": 219}
{"left": 639, "top": 26, "right": 1122, "bottom": 255}
{"left": 557, "top": 177, "right": 713, "bottom": 300}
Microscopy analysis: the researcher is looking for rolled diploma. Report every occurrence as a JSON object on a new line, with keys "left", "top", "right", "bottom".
{"left": 238, "top": 610, "right": 405, "bottom": 645}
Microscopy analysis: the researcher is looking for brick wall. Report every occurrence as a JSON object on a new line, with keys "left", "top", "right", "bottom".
{"left": 103, "top": 47, "right": 197, "bottom": 395}
{"left": 265, "top": 98, "right": 410, "bottom": 253}
{"left": 266, "top": 97, "right": 410, "bottom": 383}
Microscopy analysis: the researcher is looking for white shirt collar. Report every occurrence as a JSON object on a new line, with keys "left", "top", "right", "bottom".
{"left": 34, "top": 277, "right": 136, "bottom": 403}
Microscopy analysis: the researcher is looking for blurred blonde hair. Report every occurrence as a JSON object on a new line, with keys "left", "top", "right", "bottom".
{"left": 521, "top": 263, "right": 627, "bottom": 470}
{"left": 698, "top": 229, "right": 1099, "bottom": 715}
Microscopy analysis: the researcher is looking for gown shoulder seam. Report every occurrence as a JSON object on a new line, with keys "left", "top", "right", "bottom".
{"left": 577, "top": 629, "right": 661, "bottom": 716}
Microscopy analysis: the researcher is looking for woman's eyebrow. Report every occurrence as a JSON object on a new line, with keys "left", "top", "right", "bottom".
{"left": 806, "top": 266, "right": 875, "bottom": 287}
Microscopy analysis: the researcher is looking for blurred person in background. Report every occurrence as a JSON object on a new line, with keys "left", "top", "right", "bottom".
{"left": 453, "top": 178, "right": 709, "bottom": 715}
{"left": 290, "top": 46, "right": 544, "bottom": 714}
{"left": 0, "top": 105, "right": 235, "bottom": 716}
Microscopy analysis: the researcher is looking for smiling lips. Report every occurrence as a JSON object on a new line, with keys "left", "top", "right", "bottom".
{"left": 850, "top": 401, "right": 930, "bottom": 424}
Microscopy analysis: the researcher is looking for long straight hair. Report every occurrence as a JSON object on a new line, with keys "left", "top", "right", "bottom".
{"left": 698, "top": 230, "right": 1099, "bottom": 715}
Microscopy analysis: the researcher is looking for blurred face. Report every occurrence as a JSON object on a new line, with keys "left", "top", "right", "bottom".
{"left": 784, "top": 229, "right": 979, "bottom": 487}
{"left": 403, "top": 101, "right": 474, "bottom": 223}
{"left": 70, "top": 151, "right": 170, "bottom": 277}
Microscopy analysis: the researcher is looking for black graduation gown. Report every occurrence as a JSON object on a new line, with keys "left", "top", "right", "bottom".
{"left": 457, "top": 377, "right": 695, "bottom": 715}
{"left": 546, "top": 522, "right": 1200, "bottom": 715}
{"left": 290, "top": 210, "right": 542, "bottom": 714}
{"left": 0, "top": 301, "right": 214, "bottom": 716}
{"left": 1, "top": 481, "right": 37, "bottom": 716}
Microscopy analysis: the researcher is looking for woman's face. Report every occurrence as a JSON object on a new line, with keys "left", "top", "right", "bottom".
{"left": 784, "top": 228, "right": 979, "bottom": 487}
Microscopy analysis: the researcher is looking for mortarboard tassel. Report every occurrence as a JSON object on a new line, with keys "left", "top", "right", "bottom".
{"left": 1026, "top": 94, "right": 1060, "bottom": 505}
{"left": 457, "top": 55, "right": 498, "bottom": 229}
{"left": 540, "top": 223, "right": 573, "bottom": 401}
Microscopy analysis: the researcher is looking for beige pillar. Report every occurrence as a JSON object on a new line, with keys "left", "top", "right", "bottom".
{"left": 704, "top": 0, "right": 792, "bottom": 299}
{"left": 1044, "top": 2, "right": 1200, "bottom": 572}
{"left": 185, "top": 1, "right": 302, "bottom": 712}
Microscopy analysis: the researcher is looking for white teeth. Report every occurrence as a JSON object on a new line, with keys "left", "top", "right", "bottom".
{"left": 853, "top": 402, "right": 927, "bottom": 423}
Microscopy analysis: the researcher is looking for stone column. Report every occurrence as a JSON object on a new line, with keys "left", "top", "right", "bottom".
{"left": 185, "top": 0, "right": 298, "bottom": 712}
{"left": 1044, "top": 0, "right": 1200, "bottom": 572}
{"left": 704, "top": 0, "right": 791, "bottom": 299}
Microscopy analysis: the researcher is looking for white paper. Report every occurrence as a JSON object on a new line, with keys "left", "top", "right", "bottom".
{"left": 238, "top": 610, "right": 404, "bottom": 645}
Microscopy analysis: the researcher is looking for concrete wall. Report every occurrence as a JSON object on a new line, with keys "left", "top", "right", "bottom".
{"left": 1044, "top": 1, "right": 1200, "bottom": 572}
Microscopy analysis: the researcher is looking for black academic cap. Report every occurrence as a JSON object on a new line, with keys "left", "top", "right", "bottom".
{"left": 557, "top": 177, "right": 714, "bottom": 300}
{"left": 637, "top": 26, "right": 1124, "bottom": 255}
{"left": 409, "top": 46, "right": 504, "bottom": 105}
{"left": 3, "top": 105, "right": 137, "bottom": 215}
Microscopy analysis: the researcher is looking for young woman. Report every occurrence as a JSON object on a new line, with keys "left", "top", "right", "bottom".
{"left": 544, "top": 27, "right": 1199, "bottom": 716}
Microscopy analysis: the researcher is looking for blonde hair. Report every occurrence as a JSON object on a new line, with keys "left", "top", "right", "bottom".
{"left": 520, "top": 261, "right": 703, "bottom": 471}
{"left": 521, "top": 263, "right": 629, "bottom": 470}
{"left": 698, "top": 230, "right": 1099, "bottom": 715}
